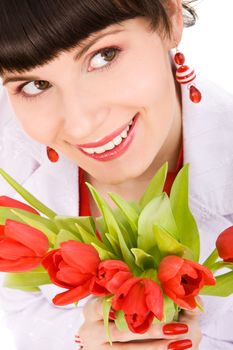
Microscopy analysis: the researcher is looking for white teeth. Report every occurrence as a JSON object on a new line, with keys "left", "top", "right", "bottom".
{"left": 81, "top": 117, "right": 134, "bottom": 155}
{"left": 83, "top": 147, "right": 94, "bottom": 154}
{"left": 104, "top": 141, "right": 115, "bottom": 150}
{"left": 94, "top": 146, "right": 106, "bottom": 154}
{"left": 120, "top": 130, "right": 128, "bottom": 138}
{"left": 113, "top": 135, "right": 123, "bottom": 146}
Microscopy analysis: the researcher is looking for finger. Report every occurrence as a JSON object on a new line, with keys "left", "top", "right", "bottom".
{"left": 99, "top": 339, "right": 192, "bottom": 350}
{"left": 82, "top": 297, "right": 103, "bottom": 321}
{"left": 109, "top": 322, "right": 189, "bottom": 342}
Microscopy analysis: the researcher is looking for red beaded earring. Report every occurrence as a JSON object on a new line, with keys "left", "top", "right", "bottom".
{"left": 46, "top": 146, "right": 59, "bottom": 162}
{"left": 174, "top": 49, "right": 202, "bottom": 103}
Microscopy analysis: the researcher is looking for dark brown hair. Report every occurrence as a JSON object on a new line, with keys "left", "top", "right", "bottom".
{"left": 0, "top": 0, "right": 198, "bottom": 76}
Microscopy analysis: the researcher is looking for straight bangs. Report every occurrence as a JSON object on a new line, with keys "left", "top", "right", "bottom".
{"left": 0, "top": 0, "right": 197, "bottom": 76}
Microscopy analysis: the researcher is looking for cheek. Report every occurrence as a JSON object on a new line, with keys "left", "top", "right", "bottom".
{"left": 8, "top": 97, "right": 58, "bottom": 144}
{"left": 92, "top": 48, "right": 172, "bottom": 113}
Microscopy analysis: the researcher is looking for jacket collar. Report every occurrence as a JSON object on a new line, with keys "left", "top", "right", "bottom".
{"left": 182, "top": 77, "right": 233, "bottom": 216}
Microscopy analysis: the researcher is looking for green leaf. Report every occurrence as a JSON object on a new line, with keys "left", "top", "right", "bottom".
{"left": 115, "top": 310, "right": 128, "bottom": 331}
{"left": 153, "top": 224, "right": 193, "bottom": 259}
{"left": 139, "top": 162, "right": 168, "bottom": 209}
{"left": 117, "top": 219, "right": 136, "bottom": 249}
{"left": 153, "top": 295, "right": 176, "bottom": 324}
{"left": 75, "top": 223, "right": 108, "bottom": 251}
{"left": 0, "top": 168, "right": 57, "bottom": 219}
{"left": 108, "top": 192, "right": 139, "bottom": 235}
{"left": 105, "top": 233, "right": 122, "bottom": 257}
{"left": 75, "top": 216, "right": 97, "bottom": 235}
{"left": 170, "top": 164, "right": 200, "bottom": 262}
{"left": 85, "top": 183, "right": 118, "bottom": 242}
{"left": 138, "top": 193, "right": 179, "bottom": 253}
{"left": 131, "top": 248, "right": 156, "bottom": 270}
{"left": 91, "top": 243, "right": 116, "bottom": 260}
{"left": 11, "top": 210, "right": 56, "bottom": 246}
{"left": 54, "top": 215, "right": 96, "bottom": 238}
{"left": 140, "top": 268, "right": 158, "bottom": 281}
{"left": 200, "top": 271, "right": 233, "bottom": 296}
{"left": 0, "top": 207, "right": 28, "bottom": 224}
{"left": 202, "top": 248, "right": 218, "bottom": 268}
{"left": 103, "top": 296, "right": 113, "bottom": 346}
{"left": 209, "top": 261, "right": 233, "bottom": 273}
{"left": 54, "top": 229, "right": 80, "bottom": 248}
{"left": 4, "top": 267, "right": 51, "bottom": 289}
{"left": 0, "top": 207, "right": 58, "bottom": 233}
{"left": 86, "top": 183, "right": 136, "bottom": 271}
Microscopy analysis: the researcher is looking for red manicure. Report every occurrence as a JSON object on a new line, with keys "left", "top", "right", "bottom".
{"left": 168, "top": 339, "right": 192, "bottom": 350}
{"left": 163, "top": 323, "right": 188, "bottom": 335}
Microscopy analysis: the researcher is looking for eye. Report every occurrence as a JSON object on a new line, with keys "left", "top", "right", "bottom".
{"left": 88, "top": 47, "right": 119, "bottom": 72}
{"left": 21, "top": 80, "right": 51, "bottom": 96}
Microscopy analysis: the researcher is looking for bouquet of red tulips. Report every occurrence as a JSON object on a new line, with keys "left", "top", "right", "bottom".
{"left": 0, "top": 163, "right": 233, "bottom": 341}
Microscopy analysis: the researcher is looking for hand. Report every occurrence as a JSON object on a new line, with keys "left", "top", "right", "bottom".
{"left": 78, "top": 297, "right": 202, "bottom": 349}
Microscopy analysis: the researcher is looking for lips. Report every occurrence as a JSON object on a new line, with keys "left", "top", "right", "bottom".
{"left": 77, "top": 113, "right": 139, "bottom": 162}
{"left": 75, "top": 119, "right": 132, "bottom": 149}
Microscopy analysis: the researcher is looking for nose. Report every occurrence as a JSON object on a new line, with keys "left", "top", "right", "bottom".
{"left": 59, "top": 89, "right": 110, "bottom": 143}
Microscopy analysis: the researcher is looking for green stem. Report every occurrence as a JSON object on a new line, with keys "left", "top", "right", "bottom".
{"left": 202, "top": 248, "right": 218, "bottom": 268}
{"left": 0, "top": 168, "right": 57, "bottom": 219}
{"left": 210, "top": 261, "right": 233, "bottom": 273}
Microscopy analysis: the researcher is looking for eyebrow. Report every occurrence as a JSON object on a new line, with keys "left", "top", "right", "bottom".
{"left": 2, "top": 28, "right": 124, "bottom": 86}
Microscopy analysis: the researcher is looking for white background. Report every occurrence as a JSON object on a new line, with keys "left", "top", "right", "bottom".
{"left": 0, "top": 1, "right": 233, "bottom": 349}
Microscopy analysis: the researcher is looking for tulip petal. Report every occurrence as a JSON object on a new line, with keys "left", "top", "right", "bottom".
{"left": 216, "top": 226, "right": 233, "bottom": 261}
{"left": 125, "top": 311, "right": 154, "bottom": 334}
{"left": 112, "top": 277, "right": 141, "bottom": 310}
{"left": 106, "top": 271, "right": 132, "bottom": 294}
{"left": 120, "top": 282, "right": 148, "bottom": 316}
{"left": 0, "top": 225, "right": 5, "bottom": 239}
{"left": 57, "top": 267, "right": 91, "bottom": 286}
{"left": 0, "top": 257, "right": 41, "bottom": 272}
{"left": 187, "top": 259, "right": 215, "bottom": 285}
{"left": 0, "top": 196, "right": 40, "bottom": 215}
{"left": 61, "top": 241, "right": 100, "bottom": 273}
{"left": 100, "top": 260, "right": 130, "bottom": 271}
{"left": 158, "top": 255, "right": 183, "bottom": 282}
{"left": 164, "top": 277, "right": 185, "bottom": 296}
{"left": 0, "top": 238, "right": 35, "bottom": 260}
{"left": 180, "top": 263, "right": 198, "bottom": 279}
{"left": 90, "top": 280, "right": 110, "bottom": 296}
{"left": 174, "top": 295, "right": 197, "bottom": 310}
{"left": 52, "top": 280, "right": 91, "bottom": 306}
{"left": 5, "top": 219, "right": 49, "bottom": 256}
{"left": 144, "top": 279, "right": 164, "bottom": 321}
{"left": 42, "top": 250, "right": 72, "bottom": 289}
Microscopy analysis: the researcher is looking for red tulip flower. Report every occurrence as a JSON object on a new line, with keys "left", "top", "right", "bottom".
{"left": 0, "top": 196, "right": 40, "bottom": 215}
{"left": 90, "top": 260, "right": 132, "bottom": 296}
{"left": 112, "top": 277, "right": 163, "bottom": 333}
{"left": 158, "top": 255, "right": 215, "bottom": 310}
{"left": 0, "top": 219, "right": 49, "bottom": 272}
{"left": 216, "top": 226, "right": 233, "bottom": 262}
{"left": 42, "top": 240, "right": 101, "bottom": 306}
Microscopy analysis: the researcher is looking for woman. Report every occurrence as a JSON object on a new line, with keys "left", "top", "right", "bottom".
{"left": 0, "top": 0, "right": 233, "bottom": 349}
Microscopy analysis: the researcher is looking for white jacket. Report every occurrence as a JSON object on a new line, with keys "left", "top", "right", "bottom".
{"left": 0, "top": 78, "right": 233, "bottom": 349}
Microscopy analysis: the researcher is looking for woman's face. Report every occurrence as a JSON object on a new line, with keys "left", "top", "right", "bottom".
{"left": 3, "top": 17, "right": 183, "bottom": 185}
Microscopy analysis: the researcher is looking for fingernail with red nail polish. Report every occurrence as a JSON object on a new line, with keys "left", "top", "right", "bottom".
{"left": 75, "top": 335, "right": 84, "bottom": 347}
{"left": 163, "top": 323, "right": 189, "bottom": 335}
{"left": 168, "top": 339, "right": 192, "bottom": 349}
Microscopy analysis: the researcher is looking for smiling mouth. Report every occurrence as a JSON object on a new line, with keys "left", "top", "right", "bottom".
{"left": 75, "top": 113, "right": 139, "bottom": 161}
